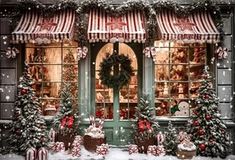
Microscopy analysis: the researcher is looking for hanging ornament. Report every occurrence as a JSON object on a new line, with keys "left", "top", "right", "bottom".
{"left": 77, "top": 46, "right": 88, "bottom": 60}
{"left": 143, "top": 47, "right": 156, "bottom": 58}
{"left": 216, "top": 46, "right": 228, "bottom": 59}
{"left": 5, "top": 47, "right": 19, "bottom": 59}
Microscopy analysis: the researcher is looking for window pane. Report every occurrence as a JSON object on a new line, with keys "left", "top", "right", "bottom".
{"left": 154, "top": 41, "right": 206, "bottom": 118}
{"left": 26, "top": 42, "right": 78, "bottom": 116}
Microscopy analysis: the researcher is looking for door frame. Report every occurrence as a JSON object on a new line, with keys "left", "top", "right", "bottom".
{"left": 90, "top": 42, "right": 144, "bottom": 145}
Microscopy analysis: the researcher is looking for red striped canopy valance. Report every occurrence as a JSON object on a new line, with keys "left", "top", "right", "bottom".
{"left": 156, "top": 11, "right": 220, "bottom": 43}
{"left": 12, "top": 10, "right": 75, "bottom": 43}
{"left": 87, "top": 9, "right": 146, "bottom": 43}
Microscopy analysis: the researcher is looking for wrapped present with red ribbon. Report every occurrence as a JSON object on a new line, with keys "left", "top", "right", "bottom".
{"left": 96, "top": 144, "right": 109, "bottom": 155}
{"left": 71, "top": 145, "right": 81, "bottom": 157}
{"left": 38, "top": 147, "right": 48, "bottom": 160}
{"left": 128, "top": 144, "right": 138, "bottom": 154}
{"left": 26, "top": 147, "right": 37, "bottom": 160}
{"left": 147, "top": 145, "right": 157, "bottom": 156}
{"left": 72, "top": 141, "right": 81, "bottom": 148}
{"left": 156, "top": 145, "right": 166, "bottom": 156}
{"left": 52, "top": 142, "right": 65, "bottom": 152}
{"left": 74, "top": 135, "right": 83, "bottom": 144}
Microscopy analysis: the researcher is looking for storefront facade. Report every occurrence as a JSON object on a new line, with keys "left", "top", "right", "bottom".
{"left": 0, "top": 0, "right": 234, "bottom": 152}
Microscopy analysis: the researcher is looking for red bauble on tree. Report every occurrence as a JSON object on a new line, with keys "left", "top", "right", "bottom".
{"left": 21, "top": 88, "right": 28, "bottom": 94}
{"left": 199, "top": 143, "right": 206, "bottom": 151}
{"left": 198, "top": 128, "right": 205, "bottom": 135}
{"left": 193, "top": 120, "right": 199, "bottom": 126}
{"left": 204, "top": 94, "right": 209, "bottom": 99}
{"left": 205, "top": 114, "right": 211, "bottom": 120}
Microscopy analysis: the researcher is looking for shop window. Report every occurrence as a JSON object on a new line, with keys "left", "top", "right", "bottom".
{"left": 25, "top": 42, "right": 78, "bottom": 117}
{"left": 154, "top": 41, "right": 206, "bottom": 117}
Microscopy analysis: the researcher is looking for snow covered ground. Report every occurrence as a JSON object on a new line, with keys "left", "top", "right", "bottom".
{"left": 1, "top": 147, "right": 235, "bottom": 160}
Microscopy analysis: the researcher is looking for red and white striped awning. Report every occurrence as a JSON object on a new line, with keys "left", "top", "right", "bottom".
{"left": 12, "top": 10, "right": 75, "bottom": 43}
{"left": 87, "top": 9, "right": 146, "bottom": 43}
{"left": 156, "top": 11, "right": 220, "bottom": 43}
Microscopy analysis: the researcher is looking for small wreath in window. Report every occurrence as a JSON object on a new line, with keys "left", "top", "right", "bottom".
{"left": 99, "top": 53, "right": 133, "bottom": 89}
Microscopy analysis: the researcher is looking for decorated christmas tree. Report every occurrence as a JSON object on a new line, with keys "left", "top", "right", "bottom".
{"left": 187, "top": 66, "right": 230, "bottom": 158}
{"left": 164, "top": 121, "right": 178, "bottom": 155}
{"left": 133, "top": 94, "right": 159, "bottom": 153}
{"left": 9, "top": 64, "right": 48, "bottom": 155}
{"left": 53, "top": 83, "right": 80, "bottom": 149}
{"left": 61, "top": 48, "right": 78, "bottom": 107}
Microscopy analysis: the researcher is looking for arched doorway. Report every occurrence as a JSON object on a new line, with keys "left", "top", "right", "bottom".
{"left": 90, "top": 42, "right": 143, "bottom": 145}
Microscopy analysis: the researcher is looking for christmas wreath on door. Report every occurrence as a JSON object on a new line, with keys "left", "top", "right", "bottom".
{"left": 99, "top": 53, "right": 133, "bottom": 89}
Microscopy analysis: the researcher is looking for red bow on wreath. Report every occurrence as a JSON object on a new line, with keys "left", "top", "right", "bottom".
{"left": 61, "top": 116, "right": 74, "bottom": 129}
{"left": 138, "top": 119, "right": 152, "bottom": 132}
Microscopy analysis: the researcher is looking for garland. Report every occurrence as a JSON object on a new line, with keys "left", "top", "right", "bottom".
{"left": 98, "top": 53, "right": 133, "bottom": 89}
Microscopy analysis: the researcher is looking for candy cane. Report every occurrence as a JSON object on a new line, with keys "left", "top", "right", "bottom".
{"left": 48, "top": 128, "right": 56, "bottom": 142}
{"left": 38, "top": 147, "right": 48, "bottom": 160}
{"left": 26, "top": 147, "right": 37, "bottom": 160}
{"left": 157, "top": 132, "right": 165, "bottom": 145}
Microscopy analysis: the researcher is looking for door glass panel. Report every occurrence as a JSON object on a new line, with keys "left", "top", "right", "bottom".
{"left": 119, "top": 43, "right": 137, "bottom": 120}
{"left": 95, "top": 44, "right": 114, "bottom": 120}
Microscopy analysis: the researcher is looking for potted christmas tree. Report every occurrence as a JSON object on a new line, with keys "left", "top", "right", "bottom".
{"left": 187, "top": 66, "right": 230, "bottom": 158}
{"left": 133, "top": 94, "right": 159, "bottom": 153}
{"left": 53, "top": 83, "right": 80, "bottom": 150}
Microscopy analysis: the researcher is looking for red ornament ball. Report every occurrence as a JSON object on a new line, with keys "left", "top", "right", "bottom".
{"left": 199, "top": 143, "right": 206, "bottom": 151}
{"left": 193, "top": 120, "right": 199, "bottom": 126}
{"left": 205, "top": 115, "right": 211, "bottom": 120}
{"left": 21, "top": 89, "right": 28, "bottom": 94}
{"left": 198, "top": 129, "right": 205, "bottom": 135}
{"left": 204, "top": 95, "right": 209, "bottom": 99}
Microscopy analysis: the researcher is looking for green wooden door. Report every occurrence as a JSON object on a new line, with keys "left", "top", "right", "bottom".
{"left": 91, "top": 42, "right": 143, "bottom": 145}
